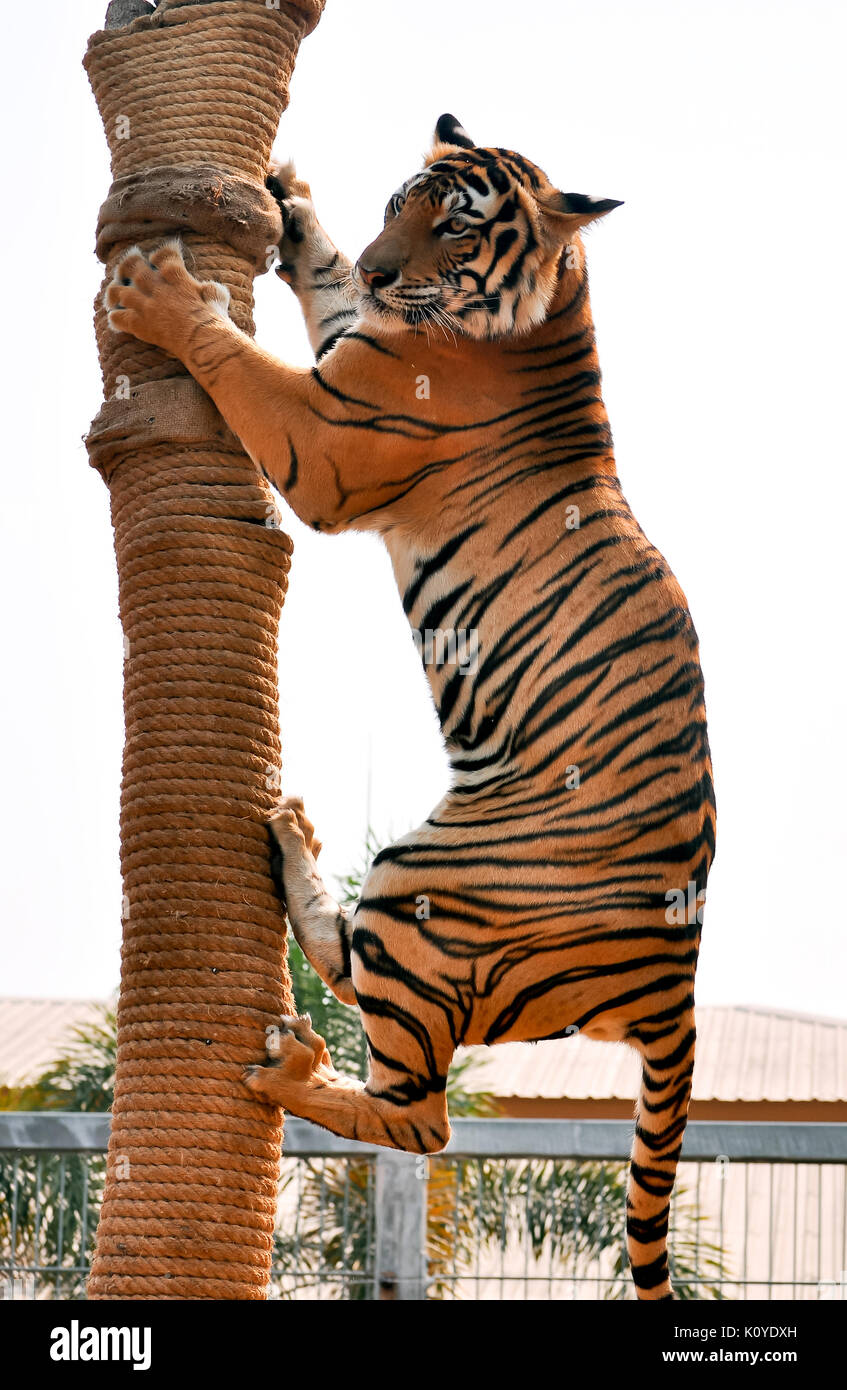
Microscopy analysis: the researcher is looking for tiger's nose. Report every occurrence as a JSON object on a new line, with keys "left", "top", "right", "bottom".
{"left": 357, "top": 262, "right": 400, "bottom": 289}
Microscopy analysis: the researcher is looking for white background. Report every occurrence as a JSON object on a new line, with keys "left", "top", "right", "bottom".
{"left": 0, "top": 0, "right": 844, "bottom": 1014}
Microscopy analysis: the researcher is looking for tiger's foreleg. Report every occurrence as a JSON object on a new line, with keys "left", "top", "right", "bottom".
{"left": 268, "top": 797, "right": 356, "bottom": 1006}
{"left": 626, "top": 1012, "right": 697, "bottom": 1300}
{"left": 266, "top": 163, "right": 360, "bottom": 359}
{"left": 243, "top": 1012, "right": 450, "bottom": 1154}
{"left": 105, "top": 242, "right": 392, "bottom": 533}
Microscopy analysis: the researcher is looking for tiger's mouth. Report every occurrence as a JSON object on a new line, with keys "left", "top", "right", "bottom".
{"left": 360, "top": 283, "right": 460, "bottom": 331}
{"left": 368, "top": 286, "right": 441, "bottom": 308}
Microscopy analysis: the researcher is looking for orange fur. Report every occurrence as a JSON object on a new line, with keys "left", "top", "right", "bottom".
{"left": 105, "top": 127, "right": 714, "bottom": 1299}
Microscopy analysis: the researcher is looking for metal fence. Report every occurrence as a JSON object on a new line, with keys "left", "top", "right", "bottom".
{"left": 2, "top": 1115, "right": 846, "bottom": 1300}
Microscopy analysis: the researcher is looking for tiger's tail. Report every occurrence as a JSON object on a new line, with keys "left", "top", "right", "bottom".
{"left": 625, "top": 1012, "right": 696, "bottom": 1300}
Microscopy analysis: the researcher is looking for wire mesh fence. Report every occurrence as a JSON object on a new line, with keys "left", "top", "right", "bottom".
{"left": 1, "top": 1117, "right": 846, "bottom": 1300}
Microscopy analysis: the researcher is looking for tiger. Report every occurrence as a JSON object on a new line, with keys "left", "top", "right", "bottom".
{"left": 105, "top": 112, "right": 716, "bottom": 1300}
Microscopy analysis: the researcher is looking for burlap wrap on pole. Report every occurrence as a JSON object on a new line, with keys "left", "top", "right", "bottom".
{"left": 95, "top": 165, "right": 284, "bottom": 273}
{"left": 83, "top": 0, "right": 325, "bottom": 1300}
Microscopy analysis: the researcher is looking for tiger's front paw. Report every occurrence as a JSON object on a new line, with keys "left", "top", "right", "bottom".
{"left": 105, "top": 239, "right": 230, "bottom": 353}
{"left": 265, "top": 161, "right": 321, "bottom": 289}
{"left": 267, "top": 795, "right": 322, "bottom": 861}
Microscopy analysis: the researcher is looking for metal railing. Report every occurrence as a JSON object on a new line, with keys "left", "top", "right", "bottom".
{"left": 2, "top": 1115, "right": 846, "bottom": 1300}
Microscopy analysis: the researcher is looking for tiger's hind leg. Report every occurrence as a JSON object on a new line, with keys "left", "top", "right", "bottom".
{"left": 260, "top": 806, "right": 456, "bottom": 1151}
{"left": 626, "top": 1010, "right": 696, "bottom": 1300}
{"left": 267, "top": 798, "right": 356, "bottom": 1006}
{"left": 243, "top": 1011, "right": 451, "bottom": 1154}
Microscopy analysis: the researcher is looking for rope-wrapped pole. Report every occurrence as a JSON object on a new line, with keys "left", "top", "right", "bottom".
{"left": 83, "top": 0, "right": 324, "bottom": 1300}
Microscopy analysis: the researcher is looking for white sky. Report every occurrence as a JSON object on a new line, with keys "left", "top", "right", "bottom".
{"left": 0, "top": 0, "right": 844, "bottom": 1016}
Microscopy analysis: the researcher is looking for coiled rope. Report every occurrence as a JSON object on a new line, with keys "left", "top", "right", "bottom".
{"left": 83, "top": 0, "right": 324, "bottom": 1299}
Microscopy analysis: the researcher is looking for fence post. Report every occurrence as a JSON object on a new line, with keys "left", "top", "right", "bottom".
{"left": 373, "top": 1151, "right": 428, "bottom": 1300}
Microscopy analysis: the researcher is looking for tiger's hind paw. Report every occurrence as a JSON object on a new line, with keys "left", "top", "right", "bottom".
{"left": 243, "top": 1013, "right": 335, "bottom": 1102}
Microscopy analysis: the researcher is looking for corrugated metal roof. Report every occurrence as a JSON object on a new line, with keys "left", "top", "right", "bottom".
{"left": 2, "top": 998, "right": 845, "bottom": 1103}
{"left": 457, "top": 1006, "right": 847, "bottom": 1103}
{"left": 0, "top": 998, "right": 107, "bottom": 1086}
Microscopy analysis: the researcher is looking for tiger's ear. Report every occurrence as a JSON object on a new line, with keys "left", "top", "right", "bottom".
{"left": 537, "top": 190, "right": 623, "bottom": 233}
{"left": 433, "top": 113, "right": 475, "bottom": 151}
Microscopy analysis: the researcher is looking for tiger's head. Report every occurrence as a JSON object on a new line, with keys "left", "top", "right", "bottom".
{"left": 353, "top": 114, "right": 621, "bottom": 340}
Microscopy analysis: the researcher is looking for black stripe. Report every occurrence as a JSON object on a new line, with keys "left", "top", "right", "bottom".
{"left": 402, "top": 525, "right": 482, "bottom": 615}
{"left": 283, "top": 439, "right": 298, "bottom": 492}
{"left": 630, "top": 1254, "right": 669, "bottom": 1290}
